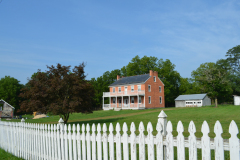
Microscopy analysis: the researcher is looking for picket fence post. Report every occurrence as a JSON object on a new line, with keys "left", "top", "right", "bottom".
{"left": 21, "top": 118, "right": 25, "bottom": 159}
{"left": 158, "top": 110, "right": 167, "bottom": 160}
{"left": 58, "top": 118, "right": 64, "bottom": 160}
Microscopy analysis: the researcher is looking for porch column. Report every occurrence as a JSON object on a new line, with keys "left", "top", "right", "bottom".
{"left": 144, "top": 95, "right": 145, "bottom": 108}
{"left": 122, "top": 96, "right": 123, "bottom": 109}
{"left": 102, "top": 96, "right": 104, "bottom": 109}
{"left": 129, "top": 96, "right": 130, "bottom": 108}
{"left": 137, "top": 95, "right": 139, "bottom": 109}
{"left": 109, "top": 97, "right": 111, "bottom": 108}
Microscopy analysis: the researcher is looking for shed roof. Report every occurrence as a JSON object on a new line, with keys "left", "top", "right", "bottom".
{"left": 175, "top": 94, "right": 207, "bottom": 101}
{"left": 0, "top": 99, "right": 15, "bottom": 109}
{"left": 109, "top": 74, "right": 150, "bottom": 86}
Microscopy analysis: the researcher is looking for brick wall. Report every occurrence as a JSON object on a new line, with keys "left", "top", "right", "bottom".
{"left": 144, "top": 71, "right": 165, "bottom": 108}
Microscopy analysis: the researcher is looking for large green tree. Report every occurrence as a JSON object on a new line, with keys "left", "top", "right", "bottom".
{"left": 156, "top": 59, "right": 181, "bottom": 106}
{"left": 19, "top": 63, "right": 94, "bottom": 123}
{"left": 124, "top": 55, "right": 159, "bottom": 76}
{"left": 179, "top": 78, "right": 201, "bottom": 95}
{"left": 226, "top": 45, "right": 240, "bottom": 73}
{"left": 192, "top": 62, "right": 232, "bottom": 107}
{"left": 220, "top": 45, "right": 240, "bottom": 96}
{"left": 0, "top": 76, "right": 23, "bottom": 114}
{"left": 90, "top": 69, "right": 121, "bottom": 108}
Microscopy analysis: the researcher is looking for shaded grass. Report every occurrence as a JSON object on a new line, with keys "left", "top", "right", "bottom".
{"left": 0, "top": 148, "right": 24, "bottom": 160}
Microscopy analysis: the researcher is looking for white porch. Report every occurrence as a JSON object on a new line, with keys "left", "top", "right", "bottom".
{"left": 102, "top": 104, "right": 145, "bottom": 110}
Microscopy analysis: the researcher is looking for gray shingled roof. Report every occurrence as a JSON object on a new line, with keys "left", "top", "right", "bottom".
{"left": 109, "top": 74, "right": 150, "bottom": 86}
{"left": 175, "top": 94, "right": 207, "bottom": 101}
{"left": 0, "top": 99, "right": 15, "bottom": 109}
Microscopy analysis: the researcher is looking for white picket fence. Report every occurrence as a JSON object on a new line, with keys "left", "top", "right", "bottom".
{"left": 0, "top": 110, "right": 240, "bottom": 160}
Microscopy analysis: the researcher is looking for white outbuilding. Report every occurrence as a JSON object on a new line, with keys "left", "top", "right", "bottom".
{"left": 233, "top": 95, "right": 240, "bottom": 105}
{"left": 175, "top": 93, "right": 211, "bottom": 107}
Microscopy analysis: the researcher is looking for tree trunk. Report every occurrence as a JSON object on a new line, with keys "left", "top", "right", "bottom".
{"left": 63, "top": 113, "right": 70, "bottom": 124}
{"left": 215, "top": 98, "right": 218, "bottom": 107}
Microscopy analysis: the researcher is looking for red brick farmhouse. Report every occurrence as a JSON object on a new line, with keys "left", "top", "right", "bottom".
{"left": 102, "top": 70, "right": 165, "bottom": 110}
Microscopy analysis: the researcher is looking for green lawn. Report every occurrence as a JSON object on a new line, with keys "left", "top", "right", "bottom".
{"left": 2, "top": 105, "right": 240, "bottom": 138}
{"left": 0, "top": 148, "right": 23, "bottom": 160}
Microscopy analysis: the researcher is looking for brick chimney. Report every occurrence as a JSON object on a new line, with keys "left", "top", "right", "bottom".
{"left": 154, "top": 71, "right": 158, "bottom": 77}
{"left": 117, "top": 75, "right": 120, "bottom": 80}
{"left": 149, "top": 70, "right": 153, "bottom": 76}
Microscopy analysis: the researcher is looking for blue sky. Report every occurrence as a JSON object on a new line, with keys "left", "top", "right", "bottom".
{"left": 0, "top": 0, "right": 239, "bottom": 84}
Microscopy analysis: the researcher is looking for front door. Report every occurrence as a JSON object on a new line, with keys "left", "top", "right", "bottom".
{"left": 119, "top": 99, "right": 122, "bottom": 108}
{"left": 124, "top": 98, "right": 128, "bottom": 107}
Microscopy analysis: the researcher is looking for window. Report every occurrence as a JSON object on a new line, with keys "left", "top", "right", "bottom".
{"left": 131, "top": 97, "right": 134, "bottom": 103}
{"left": 159, "top": 86, "right": 162, "bottom": 92}
{"left": 119, "top": 99, "right": 121, "bottom": 103}
{"left": 113, "top": 98, "right": 116, "bottom": 104}
{"left": 154, "top": 76, "right": 156, "bottom": 82}
{"left": 160, "top": 97, "right": 162, "bottom": 104}
{"left": 139, "top": 97, "right": 141, "bottom": 103}
{"left": 118, "top": 87, "right": 121, "bottom": 92}
{"left": 148, "top": 85, "right": 151, "bottom": 92}
{"left": 113, "top": 87, "right": 115, "bottom": 93}
{"left": 131, "top": 85, "right": 134, "bottom": 92}
{"left": 138, "top": 85, "right": 141, "bottom": 91}
{"left": 148, "top": 96, "right": 151, "bottom": 104}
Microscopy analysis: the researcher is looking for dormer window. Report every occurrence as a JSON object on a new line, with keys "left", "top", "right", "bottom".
{"left": 154, "top": 76, "right": 156, "bottom": 82}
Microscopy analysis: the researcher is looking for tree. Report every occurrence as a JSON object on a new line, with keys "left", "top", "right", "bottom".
{"left": 179, "top": 78, "right": 201, "bottom": 95}
{"left": 220, "top": 45, "right": 240, "bottom": 97}
{"left": 90, "top": 69, "right": 121, "bottom": 108}
{"left": 192, "top": 62, "right": 232, "bottom": 107}
{"left": 0, "top": 76, "right": 23, "bottom": 114}
{"left": 124, "top": 55, "right": 159, "bottom": 76}
{"left": 226, "top": 45, "right": 240, "bottom": 73}
{"left": 156, "top": 59, "right": 181, "bottom": 106}
{"left": 19, "top": 63, "right": 94, "bottom": 123}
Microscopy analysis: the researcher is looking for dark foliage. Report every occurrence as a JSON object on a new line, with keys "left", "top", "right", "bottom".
{"left": 19, "top": 63, "right": 94, "bottom": 123}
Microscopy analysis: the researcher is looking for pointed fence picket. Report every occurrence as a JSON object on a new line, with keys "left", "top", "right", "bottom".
{"left": 130, "top": 122, "right": 136, "bottom": 160}
{"left": 138, "top": 122, "right": 145, "bottom": 160}
{"left": 201, "top": 121, "right": 211, "bottom": 160}
{"left": 1, "top": 111, "right": 240, "bottom": 160}
{"left": 177, "top": 121, "right": 185, "bottom": 160}
{"left": 116, "top": 123, "right": 121, "bottom": 160}
{"left": 188, "top": 121, "right": 197, "bottom": 160}
{"left": 91, "top": 124, "right": 96, "bottom": 160}
{"left": 122, "top": 122, "right": 129, "bottom": 160}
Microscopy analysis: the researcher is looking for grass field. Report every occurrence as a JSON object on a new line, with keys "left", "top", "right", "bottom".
{"left": 0, "top": 148, "right": 23, "bottom": 160}
{"left": 3, "top": 104, "right": 240, "bottom": 138}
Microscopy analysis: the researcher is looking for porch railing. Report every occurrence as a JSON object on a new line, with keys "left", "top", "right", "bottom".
{"left": 103, "top": 90, "right": 145, "bottom": 97}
